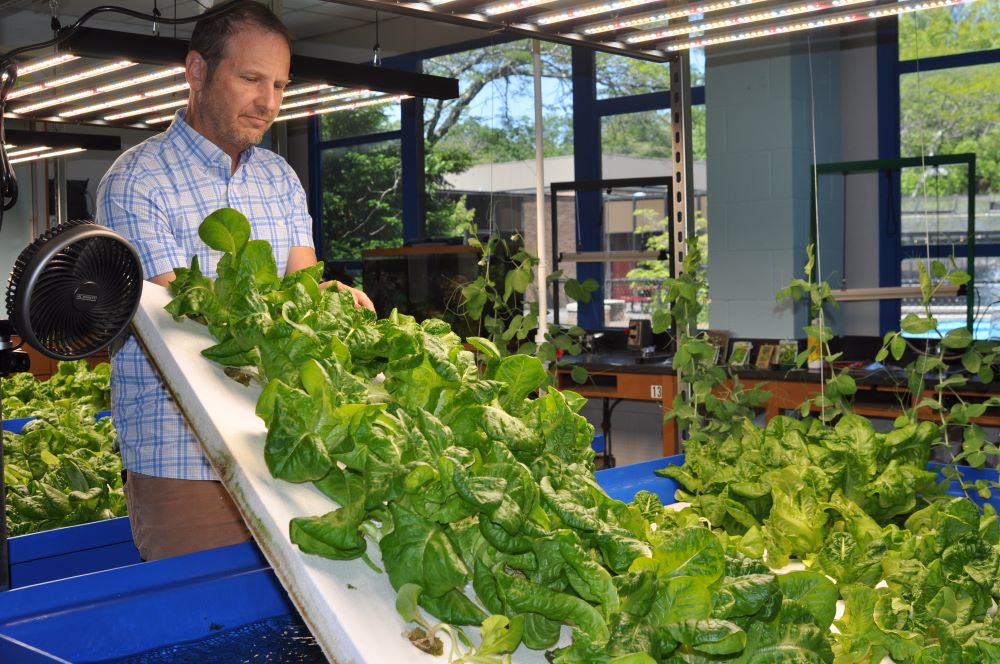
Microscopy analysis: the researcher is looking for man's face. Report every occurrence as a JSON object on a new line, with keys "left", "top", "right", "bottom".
{"left": 187, "top": 26, "right": 290, "bottom": 159}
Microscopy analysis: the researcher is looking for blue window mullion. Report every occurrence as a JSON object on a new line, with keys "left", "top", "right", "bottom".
{"left": 879, "top": 16, "right": 902, "bottom": 335}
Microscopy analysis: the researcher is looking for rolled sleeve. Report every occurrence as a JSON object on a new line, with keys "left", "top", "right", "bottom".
{"left": 96, "top": 169, "right": 188, "bottom": 279}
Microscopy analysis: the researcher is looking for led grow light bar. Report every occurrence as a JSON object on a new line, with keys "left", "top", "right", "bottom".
{"left": 103, "top": 98, "right": 187, "bottom": 121}
{"left": 59, "top": 81, "right": 188, "bottom": 118}
{"left": 536, "top": 0, "right": 660, "bottom": 25}
{"left": 14, "top": 67, "right": 186, "bottom": 115}
{"left": 275, "top": 94, "right": 410, "bottom": 123}
{"left": 625, "top": 0, "right": 873, "bottom": 44}
{"left": 483, "top": 0, "right": 556, "bottom": 16}
{"left": 9, "top": 147, "right": 86, "bottom": 164}
{"left": 105, "top": 85, "right": 366, "bottom": 124}
{"left": 10, "top": 54, "right": 79, "bottom": 78}
{"left": 279, "top": 89, "right": 369, "bottom": 111}
{"left": 581, "top": 0, "right": 769, "bottom": 34}
{"left": 6, "top": 146, "right": 51, "bottom": 158}
{"left": 8, "top": 60, "right": 135, "bottom": 100}
{"left": 657, "top": 0, "right": 978, "bottom": 51}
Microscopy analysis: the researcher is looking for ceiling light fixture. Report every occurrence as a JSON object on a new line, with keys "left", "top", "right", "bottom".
{"left": 8, "top": 60, "right": 136, "bottom": 100}
{"left": 10, "top": 54, "right": 79, "bottom": 78}
{"left": 536, "top": 0, "right": 657, "bottom": 25}
{"left": 279, "top": 89, "right": 369, "bottom": 111}
{"left": 582, "top": 0, "right": 767, "bottom": 34}
{"left": 283, "top": 83, "right": 335, "bottom": 97}
{"left": 275, "top": 94, "right": 410, "bottom": 123}
{"left": 14, "top": 70, "right": 186, "bottom": 115}
{"left": 6, "top": 146, "right": 51, "bottom": 158}
{"left": 657, "top": 0, "right": 977, "bottom": 51}
{"left": 3, "top": 129, "right": 121, "bottom": 153}
{"left": 57, "top": 27, "right": 459, "bottom": 100}
{"left": 483, "top": 0, "right": 557, "bottom": 17}
{"left": 625, "top": 0, "right": 873, "bottom": 44}
{"left": 103, "top": 98, "right": 187, "bottom": 121}
{"left": 59, "top": 81, "right": 188, "bottom": 118}
{"left": 9, "top": 147, "right": 87, "bottom": 164}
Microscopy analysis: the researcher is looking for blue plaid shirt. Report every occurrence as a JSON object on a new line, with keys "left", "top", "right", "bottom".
{"left": 96, "top": 109, "right": 314, "bottom": 480}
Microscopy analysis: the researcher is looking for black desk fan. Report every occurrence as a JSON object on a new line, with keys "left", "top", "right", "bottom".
{"left": 0, "top": 219, "right": 143, "bottom": 590}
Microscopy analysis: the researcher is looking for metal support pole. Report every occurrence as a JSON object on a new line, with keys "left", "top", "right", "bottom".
{"left": 670, "top": 52, "right": 695, "bottom": 280}
{"left": 532, "top": 40, "right": 548, "bottom": 346}
{"left": 669, "top": 51, "right": 695, "bottom": 449}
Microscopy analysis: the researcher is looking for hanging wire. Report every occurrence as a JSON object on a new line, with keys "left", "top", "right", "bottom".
{"left": 806, "top": 34, "right": 827, "bottom": 420}
{"left": 372, "top": 11, "right": 381, "bottom": 67}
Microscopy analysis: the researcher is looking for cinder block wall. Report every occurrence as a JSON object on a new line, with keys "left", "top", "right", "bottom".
{"left": 706, "top": 34, "right": 843, "bottom": 338}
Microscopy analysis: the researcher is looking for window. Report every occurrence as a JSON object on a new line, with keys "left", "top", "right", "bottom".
{"left": 898, "top": 54, "right": 1000, "bottom": 336}
{"left": 424, "top": 39, "right": 573, "bottom": 240}
{"left": 314, "top": 102, "right": 405, "bottom": 284}
{"left": 596, "top": 52, "right": 671, "bottom": 99}
{"left": 319, "top": 139, "right": 402, "bottom": 260}
{"left": 599, "top": 105, "right": 708, "bottom": 328}
{"left": 319, "top": 102, "right": 399, "bottom": 141}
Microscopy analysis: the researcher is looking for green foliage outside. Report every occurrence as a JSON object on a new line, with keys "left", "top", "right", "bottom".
{"left": 319, "top": 108, "right": 476, "bottom": 259}
{"left": 2, "top": 361, "right": 125, "bottom": 536}
{"left": 898, "top": 4, "right": 1000, "bottom": 196}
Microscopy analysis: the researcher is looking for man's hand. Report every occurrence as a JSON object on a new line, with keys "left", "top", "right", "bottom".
{"left": 322, "top": 280, "right": 375, "bottom": 311}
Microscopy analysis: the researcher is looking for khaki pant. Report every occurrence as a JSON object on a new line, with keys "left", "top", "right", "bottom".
{"left": 124, "top": 471, "right": 252, "bottom": 561}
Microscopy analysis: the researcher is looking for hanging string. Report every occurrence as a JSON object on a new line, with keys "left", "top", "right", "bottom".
{"left": 806, "top": 34, "right": 827, "bottom": 420}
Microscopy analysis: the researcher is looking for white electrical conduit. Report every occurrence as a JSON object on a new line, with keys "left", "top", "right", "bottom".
{"left": 532, "top": 39, "right": 549, "bottom": 348}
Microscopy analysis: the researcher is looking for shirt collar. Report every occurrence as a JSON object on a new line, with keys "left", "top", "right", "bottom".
{"left": 167, "top": 108, "right": 256, "bottom": 172}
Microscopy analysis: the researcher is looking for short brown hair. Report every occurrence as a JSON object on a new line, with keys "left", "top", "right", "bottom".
{"left": 188, "top": 1, "right": 292, "bottom": 79}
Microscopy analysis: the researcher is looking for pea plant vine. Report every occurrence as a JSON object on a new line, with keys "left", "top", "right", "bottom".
{"left": 456, "top": 224, "right": 599, "bottom": 384}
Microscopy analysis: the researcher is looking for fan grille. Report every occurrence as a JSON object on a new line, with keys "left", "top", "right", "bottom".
{"left": 6, "top": 220, "right": 143, "bottom": 360}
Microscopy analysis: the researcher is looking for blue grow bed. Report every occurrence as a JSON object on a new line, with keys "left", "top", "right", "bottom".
{"left": 0, "top": 455, "right": 996, "bottom": 662}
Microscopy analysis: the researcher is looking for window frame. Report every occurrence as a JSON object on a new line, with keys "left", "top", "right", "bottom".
{"left": 881, "top": 18, "right": 1000, "bottom": 335}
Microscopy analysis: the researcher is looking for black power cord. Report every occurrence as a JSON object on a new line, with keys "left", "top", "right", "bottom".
{"left": 0, "top": 0, "right": 242, "bottom": 232}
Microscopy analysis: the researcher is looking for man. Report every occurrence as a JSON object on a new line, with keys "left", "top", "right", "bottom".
{"left": 96, "top": 1, "right": 371, "bottom": 561}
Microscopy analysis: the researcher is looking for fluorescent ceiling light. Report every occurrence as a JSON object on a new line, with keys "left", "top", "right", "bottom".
{"left": 105, "top": 85, "right": 366, "bottom": 123}
{"left": 59, "top": 81, "right": 189, "bottom": 118}
{"left": 58, "top": 28, "right": 459, "bottom": 100}
{"left": 275, "top": 94, "right": 410, "bottom": 123}
{"left": 625, "top": 0, "right": 873, "bottom": 44}
{"left": 103, "top": 98, "right": 187, "bottom": 121}
{"left": 10, "top": 54, "right": 79, "bottom": 78}
{"left": 3, "top": 129, "right": 121, "bottom": 153}
{"left": 6, "top": 146, "right": 52, "bottom": 158}
{"left": 283, "top": 83, "right": 335, "bottom": 97}
{"left": 483, "top": 0, "right": 557, "bottom": 16}
{"left": 582, "top": 0, "right": 768, "bottom": 34}
{"left": 9, "top": 147, "right": 87, "bottom": 164}
{"left": 14, "top": 68, "right": 186, "bottom": 115}
{"left": 536, "top": 0, "right": 658, "bottom": 25}
{"left": 8, "top": 60, "right": 136, "bottom": 100}
{"left": 659, "top": 0, "right": 978, "bottom": 50}
{"left": 279, "top": 89, "right": 369, "bottom": 111}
